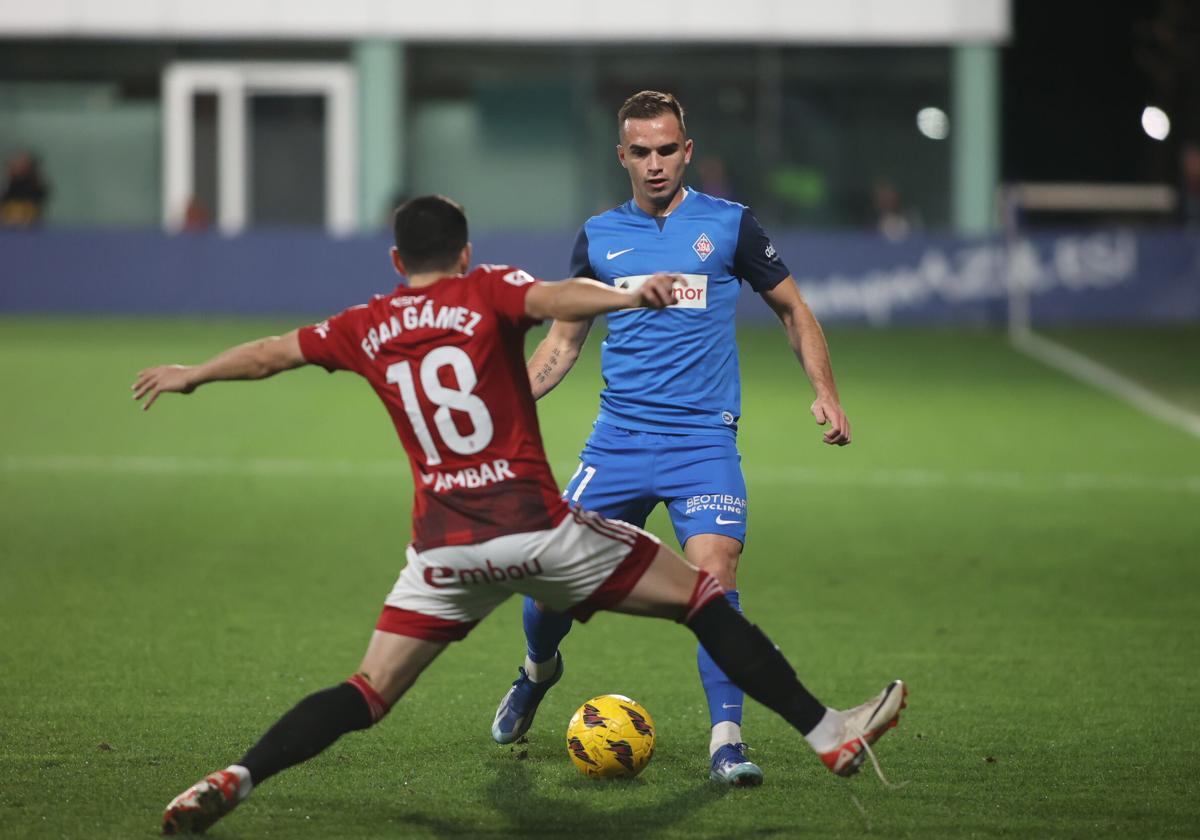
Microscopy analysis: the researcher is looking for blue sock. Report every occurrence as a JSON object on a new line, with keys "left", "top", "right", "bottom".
{"left": 697, "top": 590, "right": 744, "bottom": 727}
{"left": 523, "top": 596, "right": 573, "bottom": 664}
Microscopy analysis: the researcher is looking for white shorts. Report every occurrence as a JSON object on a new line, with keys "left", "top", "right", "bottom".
{"left": 375, "top": 508, "right": 660, "bottom": 642}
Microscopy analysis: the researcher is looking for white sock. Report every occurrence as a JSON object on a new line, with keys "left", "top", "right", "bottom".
{"left": 523, "top": 653, "right": 558, "bottom": 683}
{"left": 802, "top": 708, "right": 842, "bottom": 753}
{"left": 709, "top": 721, "right": 742, "bottom": 756}
{"left": 225, "top": 765, "right": 253, "bottom": 801}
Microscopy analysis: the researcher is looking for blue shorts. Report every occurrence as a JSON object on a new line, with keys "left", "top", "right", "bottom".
{"left": 562, "top": 422, "right": 748, "bottom": 547}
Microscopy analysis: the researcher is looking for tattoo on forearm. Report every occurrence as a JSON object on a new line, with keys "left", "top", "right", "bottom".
{"left": 534, "top": 348, "right": 562, "bottom": 384}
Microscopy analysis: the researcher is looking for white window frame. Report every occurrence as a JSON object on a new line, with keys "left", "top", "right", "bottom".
{"left": 162, "top": 61, "right": 357, "bottom": 235}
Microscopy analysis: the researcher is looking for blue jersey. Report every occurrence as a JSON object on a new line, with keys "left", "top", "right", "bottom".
{"left": 571, "top": 188, "right": 790, "bottom": 436}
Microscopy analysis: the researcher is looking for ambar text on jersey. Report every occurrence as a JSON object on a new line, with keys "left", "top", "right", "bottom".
{"left": 419, "top": 459, "right": 517, "bottom": 493}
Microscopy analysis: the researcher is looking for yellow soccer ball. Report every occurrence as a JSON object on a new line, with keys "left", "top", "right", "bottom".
{"left": 565, "top": 694, "right": 656, "bottom": 779}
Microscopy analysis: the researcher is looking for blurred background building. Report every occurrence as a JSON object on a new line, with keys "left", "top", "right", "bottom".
{"left": 0, "top": 1, "right": 1008, "bottom": 234}
{"left": 0, "top": 0, "right": 1197, "bottom": 340}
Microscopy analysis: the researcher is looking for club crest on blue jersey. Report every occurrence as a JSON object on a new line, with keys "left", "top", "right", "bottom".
{"left": 693, "top": 232, "right": 715, "bottom": 261}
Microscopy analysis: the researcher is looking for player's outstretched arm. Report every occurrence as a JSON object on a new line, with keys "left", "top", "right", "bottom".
{"left": 132, "top": 330, "right": 307, "bottom": 411}
{"left": 761, "top": 278, "right": 851, "bottom": 446}
{"left": 524, "top": 273, "right": 679, "bottom": 322}
{"left": 526, "top": 318, "right": 592, "bottom": 400}
{"left": 522, "top": 273, "right": 678, "bottom": 399}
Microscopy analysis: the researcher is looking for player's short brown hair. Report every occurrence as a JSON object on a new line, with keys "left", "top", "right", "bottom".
{"left": 392, "top": 195, "right": 468, "bottom": 274}
{"left": 617, "top": 91, "right": 687, "bottom": 139}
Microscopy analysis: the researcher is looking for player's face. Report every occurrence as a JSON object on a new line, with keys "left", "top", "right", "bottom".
{"left": 618, "top": 114, "right": 693, "bottom": 214}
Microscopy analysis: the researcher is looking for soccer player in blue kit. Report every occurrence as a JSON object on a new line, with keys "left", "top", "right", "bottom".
{"left": 492, "top": 91, "right": 853, "bottom": 786}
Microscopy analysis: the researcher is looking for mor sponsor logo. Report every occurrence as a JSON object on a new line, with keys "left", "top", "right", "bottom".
{"left": 424, "top": 556, "right": 545, "bottom": 589}
{"left": 613, "top": 274, "right": 708, "bottom": 309}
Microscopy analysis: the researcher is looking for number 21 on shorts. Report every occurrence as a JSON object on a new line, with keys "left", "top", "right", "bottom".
{"left": 566, "top": 462, "right": 597, "bottom": 503}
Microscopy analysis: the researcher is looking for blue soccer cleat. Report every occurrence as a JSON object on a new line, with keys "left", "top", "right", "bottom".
{"left": 709, "top": 742, "right": 764, "bottom": 787}
{"left": 491, "top": 653, "right": 564, "bottom": 744}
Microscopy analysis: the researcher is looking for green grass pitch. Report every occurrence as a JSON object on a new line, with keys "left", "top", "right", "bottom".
{"left": 1, "top": 317, "right": 1198, "bottom": 838}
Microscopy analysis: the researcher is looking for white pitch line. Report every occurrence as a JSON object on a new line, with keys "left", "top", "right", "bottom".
{"left": 747, "top": 465, "right": 1200, "bottom": 494}
{"left": 1011, "top": 329, "right": 1200, "bottom": 439}
{"left": 3, "top": 455, "right": 1198, "bottom": 494}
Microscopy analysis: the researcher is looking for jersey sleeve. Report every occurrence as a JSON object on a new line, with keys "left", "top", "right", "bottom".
{"left": 297, "top": 305, "right": 368, "bottom": 374}
{"left": 478, "top": 265, "right": 541, "bottom": 330}
{"left": 733, "top": 208, "right": 791, "bottom": 293}
{"left": 568, "top": 227, "right": 596, "bottom": 279}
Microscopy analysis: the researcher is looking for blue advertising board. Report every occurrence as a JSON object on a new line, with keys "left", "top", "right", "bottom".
{"left": 2, "top": 228, "right": 1197, "bottom": 324}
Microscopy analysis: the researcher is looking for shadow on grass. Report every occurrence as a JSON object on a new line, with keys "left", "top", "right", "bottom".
{"left": 400, "top": 755, "right": 730, "bottom": 838}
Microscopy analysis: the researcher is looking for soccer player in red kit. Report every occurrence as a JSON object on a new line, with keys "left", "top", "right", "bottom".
{"left": 135, "top": 196, "right": 906, "bottom": 835}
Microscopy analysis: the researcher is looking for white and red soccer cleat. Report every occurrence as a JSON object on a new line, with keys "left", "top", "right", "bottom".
{"left": 819, "top": 680, "right": 908, "bottom": 778}
{"left": 161, "top": 770, "right": 241, "bottom": 835}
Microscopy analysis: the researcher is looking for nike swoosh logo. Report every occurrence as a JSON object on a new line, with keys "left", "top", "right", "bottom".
{"left": 722, "top": 703, "right": 741, "bottom": 709}
{"left": 715, "top": 515, "right": 743, "bottom": 525}
{"left": 606, "top": 248, "right": 635, "bottom": 260}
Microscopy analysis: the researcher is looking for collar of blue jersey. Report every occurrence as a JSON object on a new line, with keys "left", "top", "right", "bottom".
{"left": 627, "top": 187, "right": 692, "bottom": 220}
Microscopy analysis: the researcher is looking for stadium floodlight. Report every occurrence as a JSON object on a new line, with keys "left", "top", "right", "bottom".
{"left": 916, "top": 107, "right": 949, "bottom": 140}
{"left": 1141, "top": 106, "right": 1170, "bottom": 141}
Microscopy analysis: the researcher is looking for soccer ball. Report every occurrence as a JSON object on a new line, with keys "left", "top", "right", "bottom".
{"left": 565, "top": 694, "right": 656, "bottom": 779}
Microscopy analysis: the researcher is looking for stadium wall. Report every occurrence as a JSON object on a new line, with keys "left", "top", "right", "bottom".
{"left": 1, "top": 228, "right": 1196, "bottom": 324}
